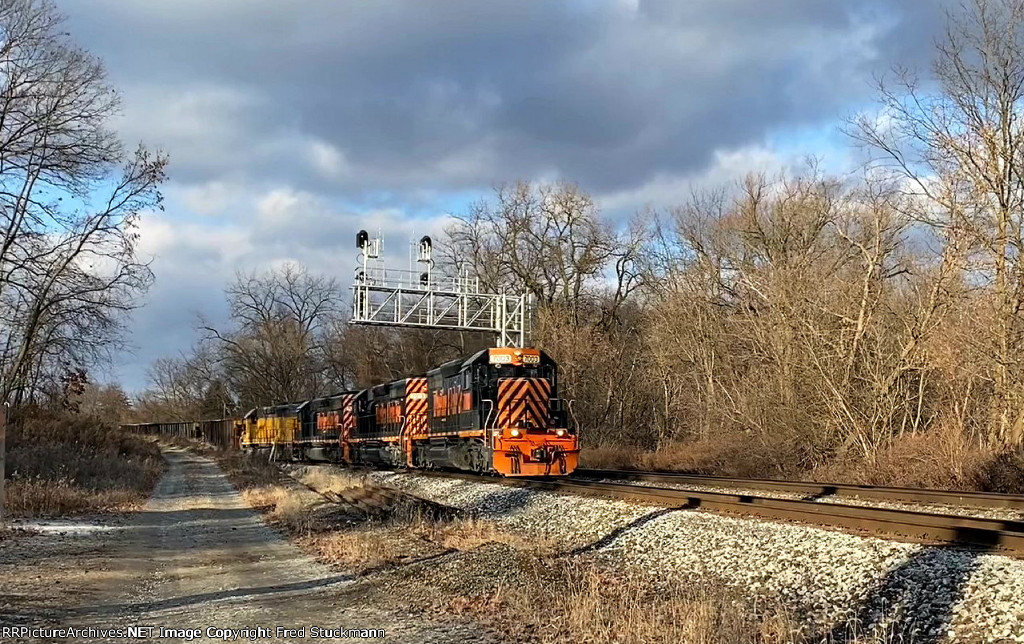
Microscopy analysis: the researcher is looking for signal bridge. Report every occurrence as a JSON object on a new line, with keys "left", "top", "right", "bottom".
{"left": 350, "top": 231, "right": 532, "bottom": 348}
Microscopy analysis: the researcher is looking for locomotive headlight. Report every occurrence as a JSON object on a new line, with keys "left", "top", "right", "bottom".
{"left": 555, "top": 429, "right": 567, "bottom": 437}
{"left": 509, "top": 428, "right": 522, "bottom": 438}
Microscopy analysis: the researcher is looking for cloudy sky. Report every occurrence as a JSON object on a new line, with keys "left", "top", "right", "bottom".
{"left": 59, "top": 0, "right": 952, "bottom": 391}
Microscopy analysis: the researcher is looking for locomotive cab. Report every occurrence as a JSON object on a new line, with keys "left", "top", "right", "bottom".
{"left": 238, "top": 408, "right": 260, "bottom": 451}
{"left": 485, "top": 348, "right": 578, "bottom": 476}
{"left": 296, "top": 392, "right": 357, "bottom": 463}
{"left": 422, "top": 347, "right": 579, "bottom": 476}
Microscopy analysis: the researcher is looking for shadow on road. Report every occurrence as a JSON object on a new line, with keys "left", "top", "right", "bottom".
{"left": 69, "top": 574, "right": 353, "bottom": 619}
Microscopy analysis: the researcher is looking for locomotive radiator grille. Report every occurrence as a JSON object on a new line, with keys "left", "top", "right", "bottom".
{"left": 340, "top": 394, "right": 357, "bottom": 434}
{"left": 497, "top": 378, "right": 552, "bottom": 429}
{"left": 405, "top": 378, "right": 429, "bottom": 434}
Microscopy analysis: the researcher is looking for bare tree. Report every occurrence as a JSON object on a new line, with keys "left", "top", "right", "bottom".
{"left": 639, "top": 167, "right": 971, "bottom": 470}
{"left": 0, "top": 0, "right": 166, "bottom": 405}
{"left": 853, "top": 0, "right": 1024, "bottom": 446}
{"left": 201, "top": 263, "right": 341, "bottom": 408}
{"left": 137, "top": 343, "right": 227, "bottom": 420}
{"left": 446, "top": 181, "right": 643, "bottom": 328}
{"left": 444, "top": 181, "right": 652, "bottom": 445}
{"left": 72, "top": 381, "right": 131, "bottom": 420}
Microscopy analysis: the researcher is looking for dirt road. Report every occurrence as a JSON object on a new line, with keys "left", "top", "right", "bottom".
{"left": 0, "top": 447, "right": 492, "bottom": 643}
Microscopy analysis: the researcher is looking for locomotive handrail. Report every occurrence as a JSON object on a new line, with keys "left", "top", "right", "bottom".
{"left": 482, "top": 398, "right": 495, "bottom": 446}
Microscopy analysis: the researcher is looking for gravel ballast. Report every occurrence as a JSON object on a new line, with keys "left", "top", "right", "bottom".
{"left": 365, "top": 469, "right": 1024, "bottom": 643}
{"left": 586, "top": 477, "right": 1024, "bottom": 521}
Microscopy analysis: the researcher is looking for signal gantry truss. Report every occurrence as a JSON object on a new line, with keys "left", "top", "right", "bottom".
{"left": 349, "top": 232, "right": 533, "bottom": 348}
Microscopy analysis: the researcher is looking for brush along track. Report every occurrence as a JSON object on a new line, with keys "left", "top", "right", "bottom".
{"left": 575, "top": 468, "right": 1024, "bottom": 512}
{"left": 416, "top": 470, "right": 1024, "bottom": 555}
{"left": 276, "top": 463, "right": 458, "bottom": 519}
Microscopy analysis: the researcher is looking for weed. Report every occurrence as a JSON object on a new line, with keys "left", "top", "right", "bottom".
{"left": 4, "top": 409, "right": 164, "bottom": 517}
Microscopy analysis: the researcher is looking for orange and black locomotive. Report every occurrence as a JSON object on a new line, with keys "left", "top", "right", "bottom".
{"left": 233, "top": 346, "right": 579, "bottom": 477}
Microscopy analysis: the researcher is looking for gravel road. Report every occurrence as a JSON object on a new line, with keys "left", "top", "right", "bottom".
{"left": 0, "top": 447, "right": 492, "bottom": 643}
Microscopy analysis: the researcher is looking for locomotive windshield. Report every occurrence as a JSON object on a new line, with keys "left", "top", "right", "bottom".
{"left": 483, "top": 362, "right": 557, "bottom": 389}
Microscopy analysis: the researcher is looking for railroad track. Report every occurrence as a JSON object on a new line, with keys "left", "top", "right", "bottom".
{"left": 416, "top": 470, "right": 1024, "bottom": 555}
{"left": 575, "top": 468, "right": 1024, "bottom": 512}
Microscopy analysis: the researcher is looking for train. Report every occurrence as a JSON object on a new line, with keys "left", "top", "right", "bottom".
{"left": 125, "top": 346, "right": 579, "bottom": 477}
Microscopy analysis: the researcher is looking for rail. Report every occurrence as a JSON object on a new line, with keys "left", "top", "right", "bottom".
{"left": 415, "top": 470, "right": 1024, "bottom": 555}
{"left": 120, "top": 423, "right": 1024, "bottom": 553}
{"left": 574, "top": 468, "right": 1024, "bottom": 511}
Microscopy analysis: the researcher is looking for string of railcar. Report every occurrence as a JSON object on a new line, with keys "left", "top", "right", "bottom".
{"left": 123, "top": 346, "right": 580, "bottom": 477}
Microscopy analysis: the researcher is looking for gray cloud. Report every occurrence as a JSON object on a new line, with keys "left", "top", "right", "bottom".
{"left": 115, "top": 182, "right": 453, "bottom": 389}
{"left": 54, "top": 1, "right": 955, "bottom": 390}
{"left": 64, "top": 0, "right": 949, "bottom": 199}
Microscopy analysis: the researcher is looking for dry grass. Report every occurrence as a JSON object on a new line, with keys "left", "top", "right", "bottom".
{"left": 449, "top": 559, "right": 803, "bottom": 644}
{"left": 299, "top": 479, "right": 552, "bottom": 573}
{"left": 981, "top": 449, "right": 1024, "bottom": 493}
{"left": 303, "top": 524, "right": 434, "bottom": 573}
{"left": 240, "top": 484, "right": 292, "bottom": 512}
{"left": 580, "top": 444, "right": 646, "bottom": 470}
{"left": 267, "top": 491, "right": 318, "bottom": 528}
{"left": 220, "top": 454, "right": 552, "bottom": 575}
{"left": 809, "top": 432, "right": 991, "bottom": 490}
{"left": 434, "top": 516, "right": 547, "bottom": 551}
{"left": 306, "top": 515, "right": 556, "bottom": 576}
{"left": 582, "top": 434, "right": 798, "bottom": 478}
{"left": 215, "top": 449, "right": 282, "bottom": 491}
{"left": 216, "top": 450, "right": 328, "bottom": 534}
{"left": 238, "top": 480, "right": 323, "bottom": 533}
{"left": 5, "top": 479, "right": 146, "bottom": 516}
{"left": 4, "top": 408, "right": 165, "bottom": 517}
{"left": 223, "top": 456, "right": 821, "bottom": 643}
{"left": 585, "top": 428, "right": 1024, "bottom": 493}
{"left": 292, "top": 466, "right": 368, "bottom": 495}
{"left": 809, "top": 425, "right": 1024, "bottom": 493}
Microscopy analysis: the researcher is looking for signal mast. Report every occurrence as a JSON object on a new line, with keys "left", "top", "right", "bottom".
{"left": 349, "top": 231, "right": 532, "bottom": 348}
